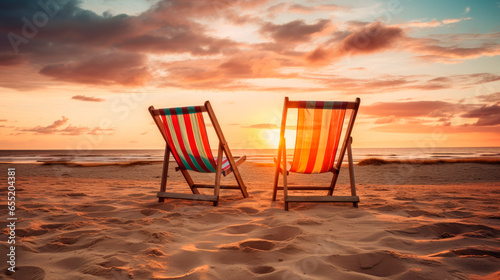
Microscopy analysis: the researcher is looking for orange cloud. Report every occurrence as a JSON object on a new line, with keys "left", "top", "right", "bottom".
{"left": 410, "top": 42, "right": 500, "bottom": 62}
{"left": 72, "top": 95, "right": 105, "bottom": 102}
{"left": 40, "top": 52, "right": 151, "bottom": 86}
{"left": 18, "top": 116, "right": 115, "bottom": 135}
{"left": 461, "top": 104, "right": 500, "bottom": 126}
{"left": 306, "top": 22, "right": 405, "bottom": 65}
{"left": 0, "top": 54, "right": 25, "bottom": 66}
{"left": 20, "top": 116, "right": 71, "bottom": 134}
{"left": 362, "top": 101, "right": 458, "bottom": 118}
{"left": 397, "top": 17, "right": 471, "bottom": 28}
{"left": 260, "top": 19, "right": 331, "bottom": 44}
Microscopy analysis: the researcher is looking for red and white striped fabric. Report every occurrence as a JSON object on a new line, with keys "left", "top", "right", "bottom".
{"left": 159, "top": 106, "right": 231, "bottom": 173}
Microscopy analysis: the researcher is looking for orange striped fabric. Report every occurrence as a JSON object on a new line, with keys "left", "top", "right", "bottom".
{"left": 290, "top": 101, "right": 347, "bottom": 174}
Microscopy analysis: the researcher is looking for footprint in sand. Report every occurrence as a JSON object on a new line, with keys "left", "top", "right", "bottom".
{"left": 40, "top": 223, "right": 67, "bottom": 230}
{"left": 16, "top": 228, "right": 49, "bottom": 237}
{"left": 65, "top": 192, "right": 87, "bottom": 197}
{"left": 238, "top": 207, "right": 259, "bottom": 214}
{"left": 55, "top": 256, "right": 87, "bottom": 271}
{"left": 260, "top": 226, "right": 302, "bottom": 241}
{"left": 295, "top": 218, "right": 322, "bottom": 226}
{"left": 140, "top": 209, "right": 159, "bottom": 216}
{"left": 249, "top": 265, "right": 275, "bottom": 274}
{"left": 224, "top": 224, "right": 262, "bottom": 234}
{"left": 168, "top": 251, "right": 203, "bottom": 270}
{"left": 327, "top": 251, "right": 408, "bottom": 277}
{"left": 5, "top": 266, "right": 45, "bottom": 280}
{"left": 239, "top": 240, "right": 276, "bottom": 251}
{"left": 74, "top": 205, "right": 116, "bottom": 212}
{"left": 98, "top": 256, "right": 129, "bottom": 268}
{"left": 389, "top": 222, "right": 500, "bottom": 239}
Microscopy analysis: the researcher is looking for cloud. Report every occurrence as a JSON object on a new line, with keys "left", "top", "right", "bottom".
{"left": 287, "top": 3, "right": 343, "bottom": 14}
{"left": 411, "top": 43, "right": 500, "bottom": 62}
{"left": 308, "top": 72, "right": 500, "bottom": 95}
{"left": 372, "top": 122, "right": 500, "bottom": 134}
{"left": 20, "top": 116, "right": 70, "bottom": 134}
{"left": 0, "top": 119, "right": 7, "bottom": 122}
{"left": 362, "top": 101, "right": 458, "bottom": 118}
{"left": 260, "top": 19, "right": 331, "bottom": 44}
{"left": 0, "top": 0, "right": 498, "bottom": 94}
{"left": 58, "top": 125, "right": 89, "bottom": 136}
{"left": 363, "top": 99, "right": 500, "bottom": 134}
{"left": 72, "top": 95, "right": 105, "bottom": 102}
{"left": 0, "top": 0, "right": 244, "bottom": 88}
{"left": 160, "top": 53, "right": 295, "bottom": 90}
{"left": 87, "top": 127, "right": 115, "bottom": 135}
{"left": 461, "top": 104, "right": 500, "bottom": 126}
{"left": 340, "top": 22, "right": 404, "bottom": 54}
{"left": 374, "top": 116, "right": 397, "bottom": 124}
{"left": 40, "top": 52, "right": 151, "bottom": 86}
{"left": 19, "top": 116, "right": 114, "bottom": 135}
{"left": 245, "top": 123, "right": 279, "bottom": 129}
{"left": 118, "top": 30, "right": 239, "bottom": 56}
{"left": 477, "top": 92, "right": 500, "bottom": 103}
{"left": 304, "top": 19, "right": 497, "bottom": 66}
{"left": 464, "top": 7, "right": 471, "bottom": 14}
{"left": 398, "top": 17, "right": 471, "bottom": 28}
{"left": 287, "top": 4, "right": 315, "bottom": 14}
{"left": 0, "top": 54, "right": 25, "bottom": 66}
{"left": 306, "top": 22, "right": 404, "bottom": 65}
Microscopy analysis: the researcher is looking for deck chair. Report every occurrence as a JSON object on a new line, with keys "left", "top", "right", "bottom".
{"left": 272, "top": 97, "right": 360, "bottom": 210}
{"left": 149, "top": 101, "right": 249, "bottom": 206}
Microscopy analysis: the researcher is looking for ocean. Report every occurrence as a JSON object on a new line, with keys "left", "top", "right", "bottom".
{"left": 0, "top": 147, "right": 499, "bottom": 165}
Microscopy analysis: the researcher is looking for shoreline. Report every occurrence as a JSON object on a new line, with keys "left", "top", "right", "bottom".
{"left": 0, "top": 156, "right": 498, "bottom": 167}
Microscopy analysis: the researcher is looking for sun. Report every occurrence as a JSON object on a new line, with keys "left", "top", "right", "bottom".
{"left": 260, "top": 128, "right": 297, "bottom": 150}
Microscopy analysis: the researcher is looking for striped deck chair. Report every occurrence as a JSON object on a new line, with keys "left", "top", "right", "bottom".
{"left": 273, "top": 97, "right": 360, "bottom": 210}
{"left": 149, "top": 101, "right": 248, "bottom": 206}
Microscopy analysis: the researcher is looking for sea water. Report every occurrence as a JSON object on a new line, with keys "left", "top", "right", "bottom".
{"left": 0, "top": 147, "right": 499, "bottom": 164}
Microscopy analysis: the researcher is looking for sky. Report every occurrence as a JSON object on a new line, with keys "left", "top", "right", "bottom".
{"left": 0, "top": 0, "right": 499, "bottom": 150}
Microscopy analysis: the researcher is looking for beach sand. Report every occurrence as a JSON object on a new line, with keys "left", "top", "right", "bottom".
{"left": 1, "top": 162, "right": 499, "bottom": 279}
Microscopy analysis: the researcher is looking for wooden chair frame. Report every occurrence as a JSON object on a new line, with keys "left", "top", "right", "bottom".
{"left": 149, "top": 101, "right": 249, "bottom": 206}
{"left": 272, "top": 97, "right": 361, "bottom": 210}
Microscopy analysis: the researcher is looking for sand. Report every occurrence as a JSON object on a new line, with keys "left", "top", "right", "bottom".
{"left": 1, "top": 162, "right": 499, "bottom": 280}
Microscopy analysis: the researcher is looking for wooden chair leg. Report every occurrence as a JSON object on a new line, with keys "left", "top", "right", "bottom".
{"left": 159, "top": 144, "right": 171, "bottom": 203}
{"left": 272, "top": 139, "right": 283, "bottom": 201}
{"left": 282, "top": 140, "right": 289, "bottom": 211}
{"left": 213, "top": 143, "right": 223, "bottom": 206}
{"left": 220, "top": 141, "right": 248, "bottom": 198}
{"left": 178, "top": 169, "right": 199, "bottom": 194}
{"left": 272, "top": 173, "right": 279, "bottom": 201}
{"left": 347, "top": 137, "right": 358, "bottom": 207}
{"left": 328, "top": 172, "right": 339, "bottom": 196}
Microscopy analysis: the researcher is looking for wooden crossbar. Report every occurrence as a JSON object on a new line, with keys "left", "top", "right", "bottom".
{"left": 286, "top": 195, "right": 360, "bottom": 203}
{"left": 193, "top": 184, "right": 242, "bottom": 189}
{"left": 275, "top": 186, "right": 331, "bottom": 190}
{"left": 287, "top": 100, "right": 358, "bottom": 109}
{"left": 149, "top": 106, "right": 207, "bottom": 116}
{"left": 157, "top": 192, "right": 218, "bottom": 202}
{"left": 222, "top": 155, "right": 246, "bottom": 176}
